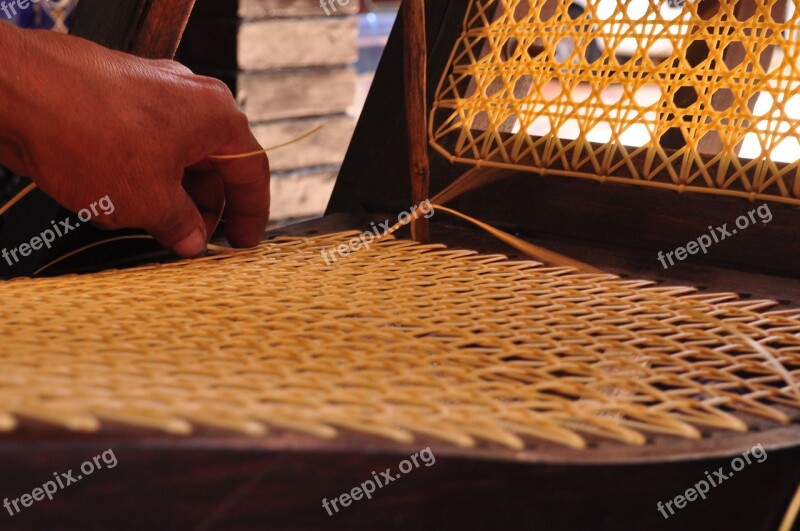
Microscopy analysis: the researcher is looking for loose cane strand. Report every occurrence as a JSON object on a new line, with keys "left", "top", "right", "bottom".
{"left": 780, "top": 480, "right": 800, "bottom": 531}
{"left": 33, "top": 237, "right": 235, "bottom": 276}
{"left": 33, "top": 235, "right": 157, "bottom": 276}
{"left": 0, "top": 182, "right": 38, "bottom": 217}
{"left": 207, "top": 125, "right": 324, "bottom": 161}
{"left": 427, "top": 165, "right": 603, "bottom": 272}
{"left": 431, "top": 204, "right": 603, "bottom": 273}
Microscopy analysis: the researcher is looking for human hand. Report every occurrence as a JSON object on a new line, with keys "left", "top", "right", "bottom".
{"left": 0, "top": 22, "right": 270, "bottom": 257}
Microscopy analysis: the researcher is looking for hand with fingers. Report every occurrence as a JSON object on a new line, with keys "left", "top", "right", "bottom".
{"left": 0, "top": 20, "right": 270, "bottom": 258}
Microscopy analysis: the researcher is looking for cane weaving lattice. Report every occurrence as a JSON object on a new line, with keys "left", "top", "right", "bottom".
{"left": 0, "top": 233, "right": 798, "bottom": 449}
{"left": 431, "top": 0, "right": 800, "bottom": 205}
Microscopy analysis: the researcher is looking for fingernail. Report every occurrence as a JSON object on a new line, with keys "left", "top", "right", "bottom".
{"left": 173, "top": 228, "right": 207, "bottom": 258}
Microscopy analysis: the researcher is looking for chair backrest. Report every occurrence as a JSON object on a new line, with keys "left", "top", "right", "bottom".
{"left": 332, "top": 0, "right": 800, "bottom": 275}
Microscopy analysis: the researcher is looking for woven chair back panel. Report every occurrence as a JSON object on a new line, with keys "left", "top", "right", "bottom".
{"left": 431, "top": 0, "right": 800, "bottom": 205}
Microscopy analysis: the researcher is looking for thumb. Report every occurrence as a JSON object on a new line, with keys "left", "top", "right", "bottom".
{"left": 146, "top": 188, "right": 208, "bottom": 258}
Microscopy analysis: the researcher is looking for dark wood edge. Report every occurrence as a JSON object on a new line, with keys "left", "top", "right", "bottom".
{"left": 3, "top": 416, "right": 798, "bottom": 467}
{"left": 1, "top": 425, "right": 797, "bottom": 530}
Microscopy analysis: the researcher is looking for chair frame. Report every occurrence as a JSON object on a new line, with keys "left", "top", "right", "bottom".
{"left": 1, "top": 1, "right": 799, "bottom": 529}
{"left": 330, "top": 0, "right": 800, "bottom": 276}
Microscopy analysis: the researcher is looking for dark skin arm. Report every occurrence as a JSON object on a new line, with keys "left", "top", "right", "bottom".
{"left": 0, "top": 20, "right": 270, "bottom": 257}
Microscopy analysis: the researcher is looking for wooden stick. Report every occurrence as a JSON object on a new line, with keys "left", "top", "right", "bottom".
{"left": 403, "top": 0, "right": 430, "bottom": 243}
{"left": 71, "top": 0, "right": 196, "bottom": 59}
{"left": 130, "top": 0, "right": 197, "bottom": 59}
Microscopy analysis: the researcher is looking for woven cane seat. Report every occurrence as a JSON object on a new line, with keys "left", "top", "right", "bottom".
{"left": 2, "top": 232, "right": 798, "bottom": 453}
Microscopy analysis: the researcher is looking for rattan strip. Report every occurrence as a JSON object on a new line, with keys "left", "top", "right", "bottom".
{"left": 0, "top": 233, "right": 798, "bottom": 449}
{"left": 431, "top": 0, "right": 800, "bottom": 205}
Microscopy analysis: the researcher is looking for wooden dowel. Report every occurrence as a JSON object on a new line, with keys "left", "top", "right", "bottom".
{"left": 403, "top": 0, "right": 431, "bottom": 243}
{"left": 71, "top": 0, "right": 196, "bottom": 59}
{"left": 130, "top": 0, "right": 197, "bottom": 59}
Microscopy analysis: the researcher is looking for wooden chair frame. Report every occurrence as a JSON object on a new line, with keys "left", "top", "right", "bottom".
{"left": 0, "top": 1, "right": 799, "bottom": 529}
{"left": 331, "top": 0, "right": 800, "bottom": 276}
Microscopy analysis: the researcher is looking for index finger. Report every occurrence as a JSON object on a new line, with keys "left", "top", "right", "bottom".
{"left": 209, "top": 124, "right": 271, "bottom": 248}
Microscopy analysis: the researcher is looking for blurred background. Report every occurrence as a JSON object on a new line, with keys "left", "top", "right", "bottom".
{"left": 176, "top": 0, "right": 400, "bottom": 227}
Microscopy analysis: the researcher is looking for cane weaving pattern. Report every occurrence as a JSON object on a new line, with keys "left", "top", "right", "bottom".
{"left": 0, "top": 234, "right": 798, "bottom": 448}
{"left": 431, "top": 0, "right": 800, "bottom": 205}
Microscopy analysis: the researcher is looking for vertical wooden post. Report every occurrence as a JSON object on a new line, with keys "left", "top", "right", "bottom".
{"left": 71, "top": 0, "right": 196, "bottom": 58}
{"left": 403, "top": 0, "right": 430, "bottom": 243}
{"left": 129, "top": 0, "right": 198, "bottom": 59}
